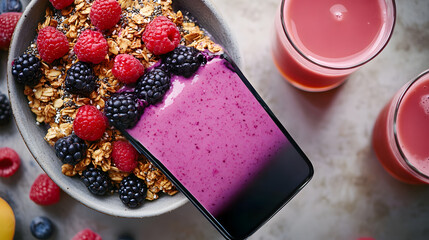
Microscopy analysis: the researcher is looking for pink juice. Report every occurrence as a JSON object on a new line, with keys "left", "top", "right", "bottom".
{"left": 272, "top": 0, "right": 395, "bottom": 92}
{"left": 372, "top": 71, "right": 429, "bottom": 184}
{"left": 127, "top": 57, "right": 289, "bottom": 214}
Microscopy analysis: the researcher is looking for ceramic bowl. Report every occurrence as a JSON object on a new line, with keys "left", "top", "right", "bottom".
{"left": 7, "top": 0, "right": 240, "bottom": 217}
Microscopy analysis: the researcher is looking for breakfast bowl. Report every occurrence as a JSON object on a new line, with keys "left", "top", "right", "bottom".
{"left": 7, "top": 0, "right": 240, "bottom": 217}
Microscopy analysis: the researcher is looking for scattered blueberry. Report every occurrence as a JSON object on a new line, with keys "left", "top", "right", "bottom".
{"left": 1, "top": 0, "right": 22, "bottom": 13}
{"left": 118, "top": 233, "right": 135, "bottom": 240}
{"left": 30, "top": 216, "right": 54, "bottom": 240}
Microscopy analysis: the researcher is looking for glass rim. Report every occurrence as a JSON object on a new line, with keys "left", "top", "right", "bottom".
{"left": 393, "top": 69, "right": 429, "bottom": 181}
{"left": 280, "top": 0, "right": 397, "bottom": 70}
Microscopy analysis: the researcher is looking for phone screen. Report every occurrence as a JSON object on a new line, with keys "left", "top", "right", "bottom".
{"left": 122, "top": 55, "right": 313, "bottom": 239}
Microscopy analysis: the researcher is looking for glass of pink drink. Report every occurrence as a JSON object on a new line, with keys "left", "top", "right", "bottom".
{"left": 272, "top": 0, "right": 396, "bottom": 92}
{"left": 373, "top": 70, "right": 429, "bottom": 184}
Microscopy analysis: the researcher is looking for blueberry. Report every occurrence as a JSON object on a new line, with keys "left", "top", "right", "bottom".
{"left": 30, "top": 216, "right": 54, "bottom": 239}
{"left": 1, "top": 0, "right": 22, "bottom": 13}
{"left": 118, "top": 233, "right": 135, "bottom": 240}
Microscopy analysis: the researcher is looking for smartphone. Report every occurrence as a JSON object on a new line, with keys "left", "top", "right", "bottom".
{"left": 121, "top": 54, "right": 313, "bottom": 240}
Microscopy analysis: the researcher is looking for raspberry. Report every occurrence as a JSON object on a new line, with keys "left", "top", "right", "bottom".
{"left": 36, "top": 26, "right": 69, "bottom": 63}
{"left": 72, "top": 229, "right": 102, "bottom": 240}
{"left": 54, "top": 134, "right": 87, "bottom": 165}
{"left": 112, "top": 140, "right": 138, "bottom": 172}
{"left": 0, "top": 92, "right": 12, "bottom": 125}
{"left": 11, "top": 53, "right": 42, "bottom": 86}
{"left": 163, "top": 45, "right": 206, "bottom": 78}
{"left": 104, "top": 92, "right": 144, "bottom": 129}
{"left": 90, "top": 0, "right": 122, "bottom": 31}
{"left": 119, "top": 174, "right": 147, "bottom": 208}
{"left": 0, "top": 12, "right": 22, "bottom": 50}
{"left": 73, "top": 105, "right": 107, "bottom": 141}
{"left": 112, "top": 54, "right": 145, "bottom": 84}
{"left": 65, "top": 61, "right": 97, "bottom": 96}
{"left": 142, "top": 16, "right": 180, "bottom": 55}
{"left": 0, "top": 147, "right": 20, "bottom": 177}
{"left": 29, "top": 174, "right": 61, "bottom": 205}
{"left": 134, "top": 68, "right": 170, "bottom": 104}
{"left": 81, "top": 165, "right": 112, "bottom": 196}
{"left": 49, "top": 0, "right": 74, "bottom": 10}
{"left": 74, "top": 30, "right": 108, "bottom": 64}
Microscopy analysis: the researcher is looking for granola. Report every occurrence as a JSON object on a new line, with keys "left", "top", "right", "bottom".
{"left": 23, "top": 0, "right": 221, "bottom": 201}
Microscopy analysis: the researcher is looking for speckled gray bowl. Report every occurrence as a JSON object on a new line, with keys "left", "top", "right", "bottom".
{"left": 7, "top": 0, "right": 240, "bottom": 218}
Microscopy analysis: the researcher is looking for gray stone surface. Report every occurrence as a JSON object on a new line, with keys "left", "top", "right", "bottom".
{"left": 1, "top": 0, "right": 429, "bottom": 239}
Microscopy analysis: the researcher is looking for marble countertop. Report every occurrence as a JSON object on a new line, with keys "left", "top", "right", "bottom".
{"left": 1, "top": 0, "right": 429, "bottom": 239}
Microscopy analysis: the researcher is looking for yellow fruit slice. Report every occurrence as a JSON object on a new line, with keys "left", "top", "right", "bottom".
{"left": 0, "top": 197, "right": 15, "bottom": 240}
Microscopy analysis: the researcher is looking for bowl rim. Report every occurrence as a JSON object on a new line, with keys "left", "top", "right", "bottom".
{"left": 7, "top": 0, "right": 240, "bottom": 218}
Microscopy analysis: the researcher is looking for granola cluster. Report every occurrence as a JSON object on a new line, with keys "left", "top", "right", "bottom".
{"left": 23, "top": 0, "right": 222, "bottom": 201}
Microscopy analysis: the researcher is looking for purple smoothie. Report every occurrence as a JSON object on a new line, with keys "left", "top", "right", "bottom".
{"left": 127, "top": 57, "right": 289, "bottom": 215}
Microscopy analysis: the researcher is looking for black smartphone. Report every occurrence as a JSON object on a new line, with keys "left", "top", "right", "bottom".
{"left": 121, "top": 54, "right": 313, "bottom": 240}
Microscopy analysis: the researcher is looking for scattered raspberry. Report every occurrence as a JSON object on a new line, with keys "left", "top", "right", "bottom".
{"left": 73, "top": 105, "right": 107, "bottom": 141}
{"left": 49, "top": 0, "right": 74, "bottom": 9}
{"left": 0, "top": 12, "right": 22, "bottom": 50}
{"left": 0, "top": 147, "right": 20, "bottom": 177}
{"left": 72, "top": 229, "right": 102, "bottom": 240}
{"left": 112, "top": 140, "right": 139, "bottom": 172}
{"left": 29, "top": 174, "right": 61, "bottom": 205}
{"left": 36, "top": 26, "right": 69, "bottom": 63}
{"left": 90, "top": 0, "right": 122, "bottom": 31}
{"left": 112, "top": 54, "right": 145, "bottom": 84}
{"left": 142, "top": 16, "right": 180, "bottom": 55}
{"left": 74, "top": 30, "right": 108, "bottom": 64}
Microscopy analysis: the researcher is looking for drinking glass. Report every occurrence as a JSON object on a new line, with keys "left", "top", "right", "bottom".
{"left": 272, "top": 0, "right": 396, "bottom": 92}
{"left": 372, "top": 70, "right": 429, "bottom": 184}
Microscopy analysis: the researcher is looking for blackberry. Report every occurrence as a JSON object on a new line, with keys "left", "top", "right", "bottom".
{"left": 162, "top": 45, "right": 206, "bottom": 78}
{"left": 134, "top": 68, "right": 170, "bottom": 104}
{"left": 65, "top": 61, "right": 96, "bottom": 96}
{"left": 119, "top": 174, "right": 147, "bottom": 208}
{"left": 81, "top": 165, "right": 112, "bottom": 196}
{"left": 11, "top": 53, "right": 42, "bottom": 86}
{"left": 0, "top": 92, "right": 11, "bottom": 125}
{"left": 104, "top": 92, "right": 144, "bottom": 129}
{"left": 54, "top": 134, "right": 87, "bottom": 165}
